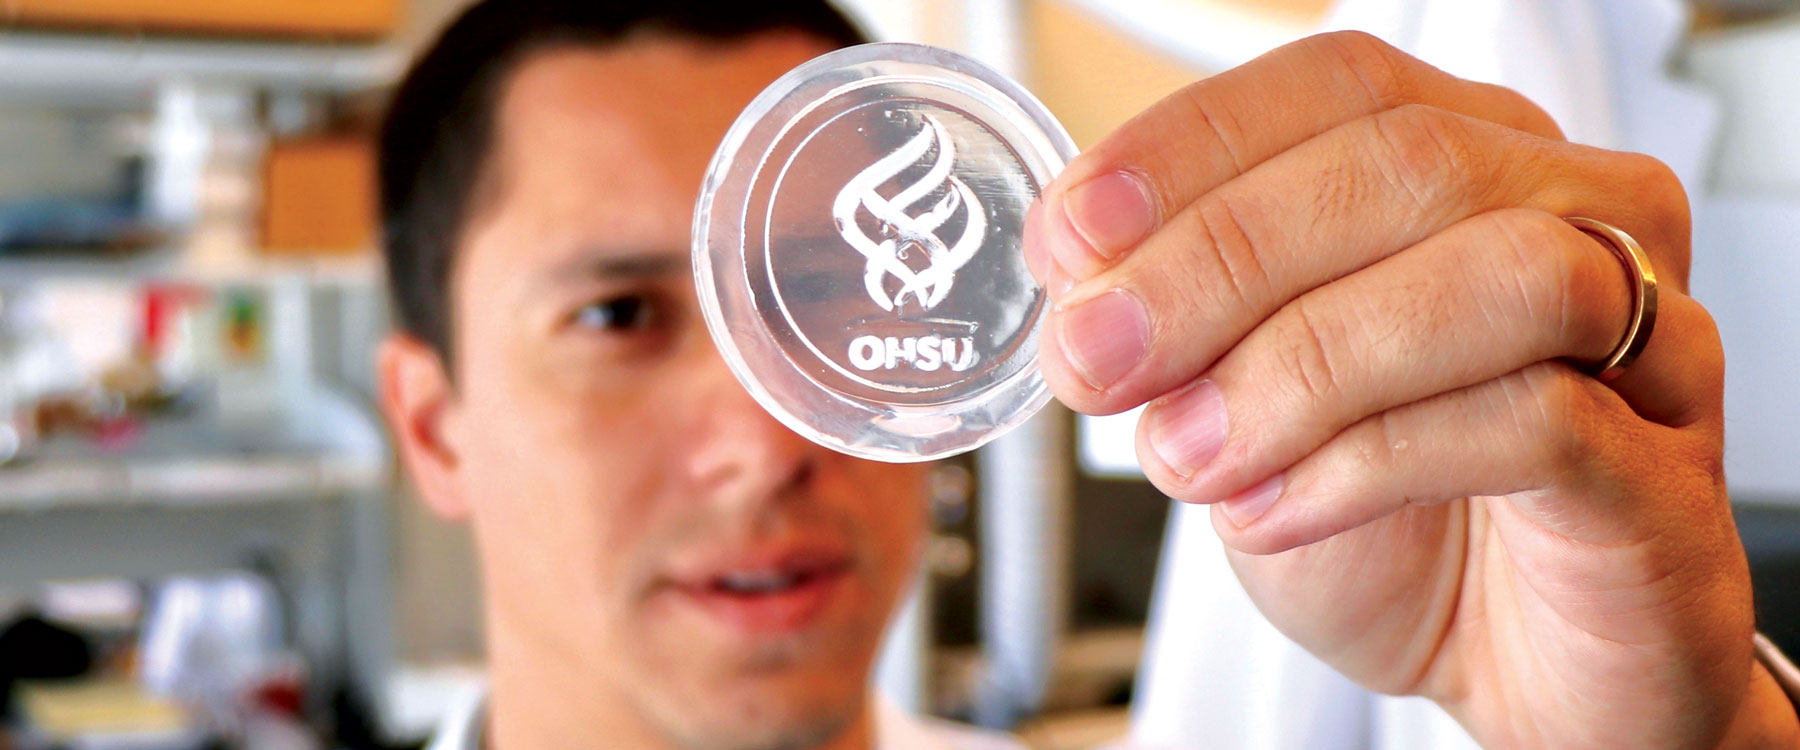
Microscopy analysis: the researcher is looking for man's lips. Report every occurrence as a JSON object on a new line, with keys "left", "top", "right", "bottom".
{"left": 661, "top": 547, "right": 854, "bottom": 635}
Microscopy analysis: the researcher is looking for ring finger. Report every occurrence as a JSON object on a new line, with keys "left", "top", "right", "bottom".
{"left": 1203, "top": 358, "right": 1716, "bottom": 559}
{"left": 1132, "top": 208, "right": 1710, "bottom": 506}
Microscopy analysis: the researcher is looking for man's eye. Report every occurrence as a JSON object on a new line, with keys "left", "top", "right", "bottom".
{"left": 573, "top": 295, "right": 656, "bottom": 332}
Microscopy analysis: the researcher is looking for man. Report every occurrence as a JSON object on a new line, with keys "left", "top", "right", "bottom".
{"left": 376, "top": 1, "right": 1800, "bottom": 749}
{"left": 376, "top": 3, "right": 1002, "bottom": 749}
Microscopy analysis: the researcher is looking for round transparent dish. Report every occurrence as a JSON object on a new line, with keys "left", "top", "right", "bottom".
{"left": 694, "top": 43, "right": 1077, "bottom": 462}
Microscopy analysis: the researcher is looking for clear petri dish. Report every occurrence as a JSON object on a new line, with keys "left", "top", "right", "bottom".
{"left": 694, "top": 42, "right": 1077, "bottom": 462}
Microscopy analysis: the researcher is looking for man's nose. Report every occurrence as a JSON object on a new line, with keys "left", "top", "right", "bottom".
{"left": 679, "top": 357, "right": 819, "bottom": 508}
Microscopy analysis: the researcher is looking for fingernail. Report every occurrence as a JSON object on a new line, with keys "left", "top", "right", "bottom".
{"left": 1024, "top": 199, "right": 1053, "bottom": 283}
{"left": 1055, "top": 170, "right": 1156, "bottom": 276}
{"left": 1220, "top": 474, "right": 1282, "bottom": 527}
{"left": 1148, "top": 379, "right": 1227, "bottom": 478}
{"left": 1057, "top": 290, "right": 1149, "bottom": 391}
{"left": 1025, "top": 200, "right": 1078, "bottom": 297}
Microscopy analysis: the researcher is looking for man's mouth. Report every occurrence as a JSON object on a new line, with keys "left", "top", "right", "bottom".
{"left": 712, "top": 568, "right": 828, "bottom": 594}
{"left": 664, "top": 549, "right": 853, "bottom": 636}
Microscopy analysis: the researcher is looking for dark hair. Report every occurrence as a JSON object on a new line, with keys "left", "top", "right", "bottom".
{"left": 378, "top": 0, "right": 867, "bottom": 362}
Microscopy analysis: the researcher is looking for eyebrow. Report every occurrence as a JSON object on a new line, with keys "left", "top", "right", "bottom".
{"left": 532, "top": 250, "right": 689, "bottom": 291}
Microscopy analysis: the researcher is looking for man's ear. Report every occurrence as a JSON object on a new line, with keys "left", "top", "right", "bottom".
{"left": 378, "top": 333, "right": 471, "bottom": 520}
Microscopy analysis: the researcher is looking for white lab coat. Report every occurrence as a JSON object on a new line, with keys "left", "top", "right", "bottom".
{"left": 1128, "top": 1, "right": 1718, "bottom": 749}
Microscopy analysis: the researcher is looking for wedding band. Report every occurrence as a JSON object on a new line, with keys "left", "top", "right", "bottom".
{"left": 1566, "top": 217, "right": 1657, "bottom": 382}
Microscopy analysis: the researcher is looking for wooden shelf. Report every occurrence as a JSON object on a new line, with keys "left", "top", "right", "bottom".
{"left": 0, "top": 246, "right": 382, "bottom": 284}
{"left": 0, "top": 388, "right": 386, "bottom": 512}
{"left": 7, "top": 0, "right": 399, "bottom": 40}
{"left": 0, "top": 30, "right": 402, "bottom": 102}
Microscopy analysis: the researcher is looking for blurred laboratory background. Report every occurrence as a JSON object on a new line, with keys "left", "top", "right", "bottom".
{"left": 0, "top": 1, "right": 1796, "bottom": 748}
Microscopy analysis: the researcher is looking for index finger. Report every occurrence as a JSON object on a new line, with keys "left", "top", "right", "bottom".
{"left": 1026, "top": 30, "right": 1566, "bottom": 285}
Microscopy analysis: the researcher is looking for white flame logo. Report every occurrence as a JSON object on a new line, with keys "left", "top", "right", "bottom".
{"left": 832, "top": 115, "right": 986, "bottom": 312}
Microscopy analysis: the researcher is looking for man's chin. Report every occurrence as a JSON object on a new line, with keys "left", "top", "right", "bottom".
{"left": 630, "top": 604, "right": 877, "bottom": 748}
{"left": 644, "top": 675, "right": 865, "bottom": 750}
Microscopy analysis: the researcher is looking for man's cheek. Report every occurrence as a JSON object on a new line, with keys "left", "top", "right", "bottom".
{"left": 831, "top": 465, "right": 925, "bottom": 583}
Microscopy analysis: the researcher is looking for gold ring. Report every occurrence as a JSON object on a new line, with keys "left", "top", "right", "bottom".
{"left": 1566, "top": 217, "right": 1658, "bottom": 382}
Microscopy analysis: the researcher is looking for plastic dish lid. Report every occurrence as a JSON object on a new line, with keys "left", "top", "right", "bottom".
{"left": 694, "top": 42, "right": 1077, "bottom": 462}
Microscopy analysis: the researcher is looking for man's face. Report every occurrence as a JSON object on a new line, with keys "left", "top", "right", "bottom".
{"left": 384, "top": 35, "right": 928, "bottom": 748}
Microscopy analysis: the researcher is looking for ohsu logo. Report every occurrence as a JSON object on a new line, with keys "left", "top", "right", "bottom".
{"left": 833, "top": 115, "right": 981, "bottom": 373}
{"left": 833, "top": 115, "right": 985, "bottom": 311}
